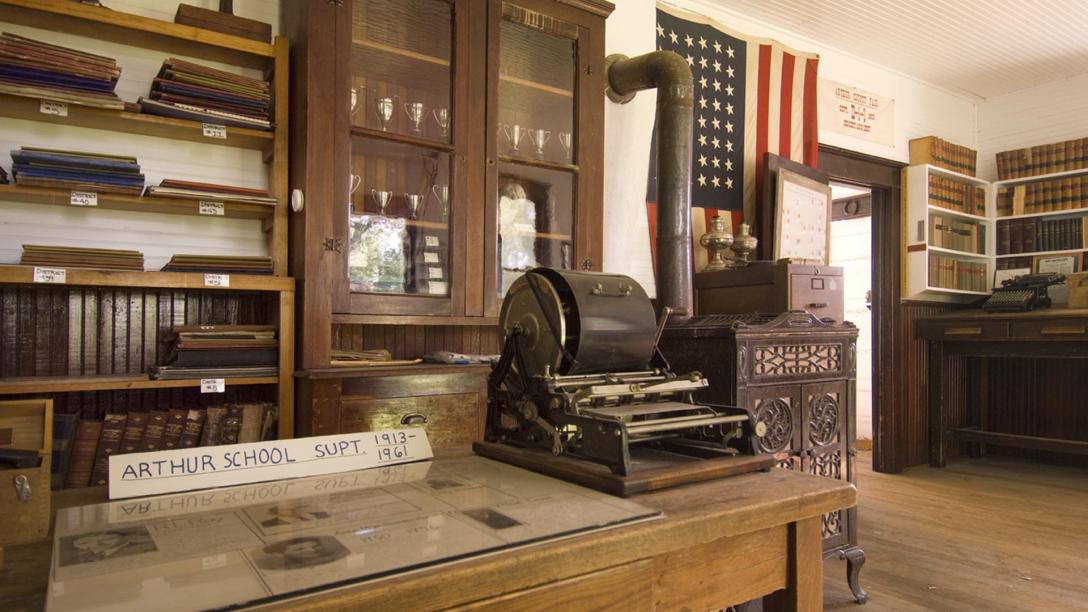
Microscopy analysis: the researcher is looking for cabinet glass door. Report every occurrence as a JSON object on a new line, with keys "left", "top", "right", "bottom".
{"left": 487, "top": 1, "right": 580, "bottom": 310}
{"left": 343, "top": 0, "right": 459, "bottom": 315}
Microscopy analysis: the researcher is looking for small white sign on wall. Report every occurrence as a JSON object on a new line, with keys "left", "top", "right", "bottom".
{"left": 108, "top": 429, "right": 434, "bottom": 499}
{"left": 818, "top": 78, "right": 894, "bottom": 147}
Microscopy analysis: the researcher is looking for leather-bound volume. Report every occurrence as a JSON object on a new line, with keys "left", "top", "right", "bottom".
{"left": 238, "top": 403, "right": 264, "bottom": 443}
{"left": 174, "top": 4, "right": 272, "bottom": 43}
{"left": 91, "top": 413, "right": 127, "bottom": 487}
{"left": 162, "top": 408, "right": 188, "bottom": 449}
{"left": 64, "top": 420, "right": 103, "bottom": 489}
{"left": 179, "top": 409, "right": 207, "bottom": 448}
{"left": 200, "top": 407, "right": 227, "bottom": 447}
{"left": 139, "top": 410, "right": 170, "bottom": 451}
{"left": 120, "top": 411, "right": 148, "bottom": 454}
{"left": 218, "top": 405, "right": 244, "bottom": 445}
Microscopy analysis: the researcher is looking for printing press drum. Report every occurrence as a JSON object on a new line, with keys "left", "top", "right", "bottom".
{"left": 499, "top": 268, "right": 657, "bottom": 376}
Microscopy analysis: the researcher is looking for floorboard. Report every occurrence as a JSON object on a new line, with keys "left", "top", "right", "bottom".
{"left": 822, "top": 451, "right": 1088, "bottom": 611}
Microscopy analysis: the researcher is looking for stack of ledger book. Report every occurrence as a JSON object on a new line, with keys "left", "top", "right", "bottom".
{"left": 151, "top": 324, "right": 278, "bottom": 380}
{"left": 58, "top": 402, "right": 278, "bottom": 488}
{"left": 0, "top": 32, "right": 124, "bottom": 109}
{"left": 21, "top": 245, "right": 144, "bottom": 271}
{"left": 144, "top": 179, "right": 277, "bottom": 205}
{"left": 161, "top": 254, "right": 274, "bottom": 275}
{"left": 139, "top": 57, "right": 272, "bottom": 130}
{"left": 11, "top": 147, "right": 144, "bottom": 194}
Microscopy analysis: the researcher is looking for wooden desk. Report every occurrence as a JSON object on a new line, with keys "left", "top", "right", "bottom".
{"left": 917, "top": 307, "right": 1088, "bottom": 467}
{"left": 0, "top": 460, "right": 854, "bottom": 611}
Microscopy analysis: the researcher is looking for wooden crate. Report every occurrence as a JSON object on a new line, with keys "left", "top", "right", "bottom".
{"left": 0, "top": 399, "right": 52, "bottom": 547}
{"left": 1068, "top": 273, "right": 1088, "bottom": 309}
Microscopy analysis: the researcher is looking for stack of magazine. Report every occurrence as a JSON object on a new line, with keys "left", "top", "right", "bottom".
{"left": 151, "top": 325, "right": 278, "bottom": 380}
{"left": 139, "top": 57, "right": 271, "bottom": 130}
{"left": 161, "top": 254, "right": 274, "bottom": 275}
{"left": 21, "top": 245, "right": 144, "bottom": 271}
{"left": 0, "top": 32, "right": 123, "bottom": 109}
{"left": 144, "top": 179, "right": 277, "bottom": 205}
{"left": 11, "top": 147, "right": 144, "bottom": 195}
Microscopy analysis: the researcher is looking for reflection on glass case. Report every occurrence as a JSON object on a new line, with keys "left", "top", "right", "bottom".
{"left": 349, "top": 214, "right": 408, "bottom": 294}
{"left": 498, "top": 168, "right": 574, "bottom": 297}
{"left": 46, "top": 457, "right": 658, "bottom": 611}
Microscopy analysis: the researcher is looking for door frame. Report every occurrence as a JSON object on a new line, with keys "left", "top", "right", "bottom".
{"left": 818, "top": 145, "right": 906, "bottom": 473}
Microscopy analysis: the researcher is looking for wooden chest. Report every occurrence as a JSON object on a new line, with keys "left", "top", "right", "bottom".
{"left": 695, "top": 262, "right": 845, "bottom": 323}
{"left": 0, "top": 399, "right": 52, "bottom": 547}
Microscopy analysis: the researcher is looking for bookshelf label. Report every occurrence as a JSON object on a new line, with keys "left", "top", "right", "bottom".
{"left": 427, "top": 266, "right": 443, "bottom": 279}
{"left": 202, "top": 123, "right": 228, "bottom": 139}
{"left": 40, "top": 99, "right": 68, "bottom": 117}
{"left": 203, "top": 273, "right": 230, "bottom": 287}
{"left": 424, "top": 252, "right": 440, "bottom": 264}
{"left": 70, "top": 191, "right": 97, "bottom": 207}
{"left": 199, "top": 201, "right": 225, "bottom": 216}
{"left": 424, "top": 235, "right": 440, "bottom": 248}
{"left": 200, "top": 378, "right": 226, "bottom": 393}
{"left": 33, "top": 267, "right": 66, "bottom": 284}
{"left": 428, "top": 281, "right": 448, "bottom": 295}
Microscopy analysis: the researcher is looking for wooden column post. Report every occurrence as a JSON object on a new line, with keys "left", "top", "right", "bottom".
{"left": 764, "top": 515, "right": 823, "bottom": 612}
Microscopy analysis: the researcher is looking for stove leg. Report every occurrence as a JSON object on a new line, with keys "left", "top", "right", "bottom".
{"left": 840, "top": 546, "right": 868, "bottom": 604}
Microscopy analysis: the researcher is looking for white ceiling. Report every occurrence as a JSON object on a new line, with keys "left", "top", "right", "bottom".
{"left": 705, "top": 0, "right": 1088, "bottom": 99}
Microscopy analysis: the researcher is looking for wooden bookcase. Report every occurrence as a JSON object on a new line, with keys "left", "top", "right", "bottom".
{"left": 0, "top": 2, "right": 295, "bottom": 444}
{"left": 286, "top": 0, "right": 612, "bottom": 442}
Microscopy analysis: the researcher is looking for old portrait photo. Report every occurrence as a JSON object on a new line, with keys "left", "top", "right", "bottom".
{"left": 57, "top": 525, "right": 158, "bottom": 567}
{"left": 252, "top": 536, "right": 349, "bottom": 571}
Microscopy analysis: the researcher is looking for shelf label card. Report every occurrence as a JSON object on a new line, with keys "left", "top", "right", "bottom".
{"left": 199, "top": 200, "right": 225, "bottom": 216}
{"left": 107, "top": 429, "right": 434, "bottom": 499}
{"left": 202, "top": 123, "right": 228, "bottom": 139}
{"left": 40, "top": 99, "right": 68, "bottom": 117}
{"left": 70, "top": 191, "right": 98, "bottom": 207}
{"left": 424, "top": 235, "right": 440, "bottom": 248}
{"left": 428, "top": 281, "right": 448, "bottom": 295}
{"left": 423, "top": 252, "right": 440, "bottom": 264}
{"left": 203, "top": 273, "right": 230, "bottom": 287}
{"left": 33, "top": 267, "right": 67, "bottom": 284}
{"left": 200, "top": 378, "right": 225, "bottom": 394}
{"left": 427, "top": 266, "right": 443, "bottom": 279}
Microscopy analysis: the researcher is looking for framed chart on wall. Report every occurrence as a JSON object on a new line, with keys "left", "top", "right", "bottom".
{"left": 774, "top": 168, "right": 833, "bottom": 264}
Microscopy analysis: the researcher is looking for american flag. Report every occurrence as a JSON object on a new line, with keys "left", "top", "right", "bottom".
{"left": 647, "top": 4, "right": 819, "bottom": 270}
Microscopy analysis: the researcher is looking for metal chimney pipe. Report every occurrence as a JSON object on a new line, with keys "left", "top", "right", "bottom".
{"left": 605, "top": 51, "right": 694, "bottom": 322}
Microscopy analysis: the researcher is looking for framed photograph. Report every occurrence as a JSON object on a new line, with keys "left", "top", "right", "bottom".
{"left": 773, "top": 168, "right": 832, "bottom": 264}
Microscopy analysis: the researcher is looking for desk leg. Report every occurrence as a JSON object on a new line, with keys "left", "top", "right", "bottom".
{"left": 928, "top": 341, "right": 946, "bottom": 467}
{"left": 764, "top": 516, "right": 822, "bottom": 612}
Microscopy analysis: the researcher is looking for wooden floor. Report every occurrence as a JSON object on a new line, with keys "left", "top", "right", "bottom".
{"left": 822, "top": 451, "right": 1088, "bottom": 611}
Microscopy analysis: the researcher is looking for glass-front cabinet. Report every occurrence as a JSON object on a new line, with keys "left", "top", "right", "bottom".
{"left": 287, "top": 0, "right": 611, "bottom": 369}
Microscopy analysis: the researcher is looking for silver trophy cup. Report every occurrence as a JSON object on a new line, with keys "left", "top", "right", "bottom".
{"left": 558, "top": 132, "right": 573, "bottom": 161}
{"left": 503, "top": 124, "right": 526, "bottom": 154}
{"left": 431, "top": 184, "right": 449, "bottom": 221}
{"left": 529, "top": 128, "right": 551, "bottom": 158}
{"left": 404, "top": 193, "right": 425, "bottom": 219}
{"left": 370, "top": 189, "right": 392, "bottom": 215}
{"left": 433, "top": 108, "right": 450, "bottom": 138}
{"left": 375, "top": 97, "right": 394, "bottom": 131}
{"left": 404, "top": 102, "right": 425, "bottom": 135}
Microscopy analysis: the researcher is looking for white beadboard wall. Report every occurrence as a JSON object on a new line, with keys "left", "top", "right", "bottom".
{"left": 602, "top": 1, "right": 979, "bottom": 295}
{"left": 0, "top": 1, "right": 280, "bottom": 271}
{"left": 976, "top": 73, "right": 1088, "bottom": 181}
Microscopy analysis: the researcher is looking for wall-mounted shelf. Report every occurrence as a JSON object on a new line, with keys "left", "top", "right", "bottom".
{"left": 0, "top": 184, "right": 275, "bottom": 220}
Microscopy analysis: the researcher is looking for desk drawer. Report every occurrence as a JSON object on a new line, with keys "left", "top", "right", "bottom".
{"left": 790, "top": 274, "right": 844, "bottom": 322}
{"left": 1009, "top": 319, "right": 1088, "bottom": 339}
{"left": 920, "top": 321, "right": 1008, "bottom": 339}
{"left": 339, "top": 393, "right": 484, "bottom": 449}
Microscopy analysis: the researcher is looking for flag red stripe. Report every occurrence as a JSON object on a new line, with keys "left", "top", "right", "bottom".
{"left": 779, "top": 53, "right": 795, "bottom": 157}
{"left": 754, "top": 44, "right": 772, "bottom": 249}
{"left": 803, "top": 57, "right": 819, "bottom": 166}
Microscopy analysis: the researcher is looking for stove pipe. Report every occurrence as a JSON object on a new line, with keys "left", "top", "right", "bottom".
{"left": 606, "top": 51, "right": 694, "bottom": 322}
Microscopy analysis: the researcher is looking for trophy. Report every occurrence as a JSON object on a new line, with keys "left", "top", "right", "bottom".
{"left": 558, "top": 132, "right": 573, "bottom": 161}
{"left": 431, "top": 184, "right": 449, "bottom": 221}
{"left": 503, "top": 124, "right": 526, "bottom": 154}
{"left": 433, "top": 108, "right": 450, "bottom": 138}
{"left": 698, "top": 216, "right": 734, "bottom": 272}
{"left": 375, "top": 97, "right": 394, "bottom": 131}
{"left": 350, "top": 88, "right": 358, "bottom": 116}
{"left": 404, "top": 101, "right": 425, "bottom": 135}
{"left": 370, "top": 189, "right": 392, "bottom": 215}
{"left": 404, "top": 193, "right": 424, "bottom": 219}
{"left": 529, "top": 128, "right": 551, "bottom": 158}
{"left": 349, "top": 174, "right": 361, "bottom": 211}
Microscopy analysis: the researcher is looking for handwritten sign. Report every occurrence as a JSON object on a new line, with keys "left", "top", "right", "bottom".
{"left": 40, "top": 100, "right": 68, "bottom": 117}
{"left": 818, "top": 78, "right": 894, "bottom": 147}
{"left": 33, "top": 267, "right": 67, "bottom": 284}
{"left": 199, "top": 200, "right": 225, "bottom": 216}
{"left": 70, "top": 191, "right": 98, "bottom": 207}
{"left": 203, "top": 273, "right": 229, "bottom": 287}
{"left": 108, "top": 429, "right": 433, "bottom": 499}
{"left": 202, "top": 123, "right": 227, "bottom": 139}
{"left": 200, "top": 378, "right": 225, "bottom": 393}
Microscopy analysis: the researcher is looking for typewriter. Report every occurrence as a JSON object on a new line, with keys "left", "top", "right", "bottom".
{"left": 982, "top": 272, "right": 1065, "bottom": 313}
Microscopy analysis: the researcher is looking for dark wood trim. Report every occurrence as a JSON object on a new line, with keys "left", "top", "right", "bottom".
{"left": 949, "top": 428, "right": 1088, "bottom": 456}
{"left": 817, "top": 145, "right": 907, "bottom": 474}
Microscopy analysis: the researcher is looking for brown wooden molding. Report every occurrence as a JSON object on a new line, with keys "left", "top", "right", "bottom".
{"left": 556, "top": 0, "right": 615, "bottom": 17}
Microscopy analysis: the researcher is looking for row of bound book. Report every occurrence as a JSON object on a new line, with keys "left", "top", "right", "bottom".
{"left": 995, "top": 176, "right": 1088, "bottom": 217}
{"left": 996, "top": 137, "right": 1088, "bottom": 181}
{"left": 909, "top": 136, "right": 978, "bottom": 177}
{"left": 929, "top": 214, "right": 986, "bottom": 255}
{"left": 54, "top": 402, "right": 277, "bottom": 489}
{"left": 0, "top": 31, "right": 124, "bottom": 109}
{"left": 927, "top": 254, "right": 988, "bottom": 292}
{"left": 927, "top": 175, "right": 985, "bottom": 216}
{"left": 997, "top": 217, "right": 1087, "bottom": 256}
{"left": 152, "top": 325, "right": 278, "bottom": 380}
{"left": 997, "top": 256, "right": 1036, "bottom": 271}
{"left": 18, "top": 244, "right": 273, "bottom": 274}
